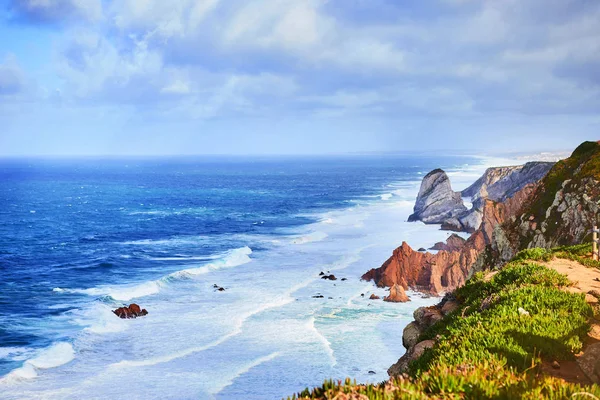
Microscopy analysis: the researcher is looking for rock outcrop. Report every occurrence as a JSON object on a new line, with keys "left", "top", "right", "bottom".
{"left": 113, "top": 303, "right": 148, "bottom": 319}
{"left": 389, "top": 300, "right": 458, "bottom": 376}
{"left": 388, "top": 339, "right": 435, "bottom": 376}
{"left": 408, "top": 169, "right": 467, "bottom": 224}
{"left": 383, "top": 284, "right": 410, "bottom": 302}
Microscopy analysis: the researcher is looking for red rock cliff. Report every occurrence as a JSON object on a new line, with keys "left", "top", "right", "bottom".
{"left": 362, "top": 184, "right": 537, "bottom": 295}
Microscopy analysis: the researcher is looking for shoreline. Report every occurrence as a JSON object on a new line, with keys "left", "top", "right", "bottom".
{"left": 0, "top": 153, "right": 552, "bottom": 398}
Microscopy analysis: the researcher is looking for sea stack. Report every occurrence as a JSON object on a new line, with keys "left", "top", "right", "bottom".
{"left": 383, "top": 284, "right": 410, "bottom": 302}
{"left": 408, "top": 169, "right": 466, "bottom": 224}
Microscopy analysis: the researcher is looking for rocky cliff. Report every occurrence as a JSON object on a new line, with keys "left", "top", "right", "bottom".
{"left": 496, "top": 141, "right": 600, "bottom": 262}
{"left": 363, "top": 141, "right": 600, "bottom": 296}
{"left": 407, "top": 169, "right": 466, "bottom": 224}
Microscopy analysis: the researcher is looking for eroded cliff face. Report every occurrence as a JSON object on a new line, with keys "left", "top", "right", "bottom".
{"left": 462, "top": 162, "right": 554, "bottom": 203}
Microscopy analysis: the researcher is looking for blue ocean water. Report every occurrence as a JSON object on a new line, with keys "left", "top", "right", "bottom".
{"left": 0, "top": 155, "right": 485, "bottom": 399}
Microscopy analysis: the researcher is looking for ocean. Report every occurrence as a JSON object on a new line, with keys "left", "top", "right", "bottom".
{"left": 0, "top": 154, "right": 505, "bottom": 399}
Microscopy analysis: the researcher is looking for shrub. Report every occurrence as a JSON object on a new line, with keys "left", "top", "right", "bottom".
{"left": 290, "top": 360, "right": 600, "bottom": 399}
{"left": 513, "top": 248, "right": 553, "bottom": 262}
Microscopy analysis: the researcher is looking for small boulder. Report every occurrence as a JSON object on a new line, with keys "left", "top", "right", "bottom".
{"left": 384, "top": 284, "right": 410, "bottom": 303}
{"left": 551, "top": 361, "right": 561, "bottom": 370}
{"left": 441, "top": 300, "right": 459, "bottom": 315}
{"left": 413, "top": 306, "right": 443, "bottom": 328}
{"left": 368, "top": 371, "right": 376, "bottom": 375}
{"left": 312, "top": 295, "right": 324, "bottom": 299}
{"left": 319, "top": 272, "right": 325, "bottom": 276}
{"left": 402, "top": 321, "right": 422, "bottom": 349}
{"left": 418, "top": 248, "right": 426, "bottom": 252}
{"left": 577, "top": 343, "right": 600, "bottom": 383}
{"left": 430, "top": 234, "right": 467, "bottom": 252}
{"left": 369, "top": 294, "right": 380, "bottom": 300}
{"left": 388, "top": 340, "right": 435, "bottom": 376}
{"left": 217, "top": 287, "right": 225, "bottom": 292}
{"left": 341, "top": 278, "right": 347, "bottom": 281}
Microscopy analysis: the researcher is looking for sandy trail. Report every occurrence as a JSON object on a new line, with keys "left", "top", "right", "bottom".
{"left": 539, "top": 258, "right": 600, "bottom": 384}
{"left": 541, "top": 258, "right": 600, "bottom": 306}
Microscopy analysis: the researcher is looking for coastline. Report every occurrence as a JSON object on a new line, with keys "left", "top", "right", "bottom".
{"left": 0, "top": 154, "right": 544, "bottom": 399}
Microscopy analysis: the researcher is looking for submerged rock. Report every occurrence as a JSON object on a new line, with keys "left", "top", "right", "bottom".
{"left": 113, "top": 303, "right": 148, "bottom": 319}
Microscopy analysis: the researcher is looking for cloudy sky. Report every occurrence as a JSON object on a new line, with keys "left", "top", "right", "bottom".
{"left": 0, "top": 0, "right": 599, "bottom": 156}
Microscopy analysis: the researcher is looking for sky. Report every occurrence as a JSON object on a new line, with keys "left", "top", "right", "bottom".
{"left": 0, "top": 0, "right": 599, "bottom": 156}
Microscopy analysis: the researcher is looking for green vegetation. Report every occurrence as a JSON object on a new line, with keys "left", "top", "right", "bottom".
{"left": 290, "top": 254, "right": 600, "bottom": 399}
{"left": 413, "top": 262, "right": 589, "bottom": 375}
{"left": 290, "top": 362, "right": 600, "bottom": 399}
{"left": 513, "top": 244, "right": 600, "bottom": 270}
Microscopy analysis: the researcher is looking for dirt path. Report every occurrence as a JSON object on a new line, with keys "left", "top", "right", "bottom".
{"left": 540, "top": 258, "right": 600, "bottom": 384}
{"left": 542, "top": 258, "right": 600, "bottom": 306}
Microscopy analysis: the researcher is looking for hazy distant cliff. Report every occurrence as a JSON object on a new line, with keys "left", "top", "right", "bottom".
{"left": 408, "top": 162, "right": 554, "bottom": 234}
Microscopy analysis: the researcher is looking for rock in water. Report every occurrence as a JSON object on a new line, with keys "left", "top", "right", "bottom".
{"left": 369, "top": 294, "right": 380, "bottom": 300}
{"left": 408, "top": 169, "right": 466, "bottom": 224}
{"left": 321, "top": 274, "right": 337, "bottom": 281}
{"left": 383, "top": 284, "right": 410, "bottom": 303}
{"left": 113, "top": 303, "right": 148, "bottom": 319}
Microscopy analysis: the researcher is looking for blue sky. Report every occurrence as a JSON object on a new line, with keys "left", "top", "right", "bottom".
{"left": 0, "top": 0, "right": 598, "bottom": 156}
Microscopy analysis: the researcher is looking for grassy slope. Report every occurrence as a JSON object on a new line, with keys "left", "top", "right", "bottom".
{"left": 290, "top": 252, "right": 600, "bottom": 399}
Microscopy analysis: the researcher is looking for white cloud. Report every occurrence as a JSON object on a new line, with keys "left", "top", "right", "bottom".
{"left": 0, "top": 55, "right": 25, "bottom": 95}
{"left": 161, "top": 79, "right": 191, "bottom": 95}
{"left": 57, "top": 30, "right": 163, "bottom": 98}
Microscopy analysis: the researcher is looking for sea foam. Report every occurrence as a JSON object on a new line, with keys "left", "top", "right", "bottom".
{"left": 1, "top": 343, "right": 75, "bottom": 382}
{"left": 53, "top": 246, "right": 253, "bottom": 301}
